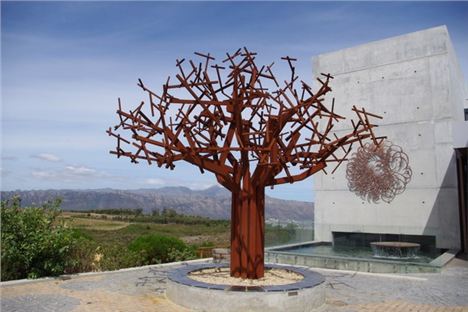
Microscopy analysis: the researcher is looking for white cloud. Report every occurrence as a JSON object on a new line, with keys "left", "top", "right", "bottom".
{"left": 31, "top": 170, "right": 57, "bottom": 179}
{"left": 32, "top": 153, "right": 61, "bottom": 162}
{"left": 188, "top": 181, "right": 217, "bottom": 190}
{"left": 31, "top": 165, "right": 106, "bottom": 181}
{"left": 64, "top": 165, "right": 96, "bottom": 176}
{"left": 144, "top": 178, "right": 165, "bottom": 186}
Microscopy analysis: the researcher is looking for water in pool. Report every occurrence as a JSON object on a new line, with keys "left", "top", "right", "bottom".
{"left": 281, "top": 244, "right": 439, "bottom": 263}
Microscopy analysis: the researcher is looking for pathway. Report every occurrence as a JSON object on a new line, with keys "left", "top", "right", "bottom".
{"left": 2, "top": 258, "right": 468, "bottom": 311}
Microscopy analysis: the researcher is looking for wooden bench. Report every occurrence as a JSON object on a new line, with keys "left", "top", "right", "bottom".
{"left": 196, "top": 247, "right": 214, "bottom": 258}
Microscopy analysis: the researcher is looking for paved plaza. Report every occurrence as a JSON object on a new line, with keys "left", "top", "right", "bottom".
{"left": 1, "top": 258, "right": 468, "bottom": 312}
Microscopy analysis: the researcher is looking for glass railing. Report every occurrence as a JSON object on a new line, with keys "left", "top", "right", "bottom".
{"left": 265, "top": 220, "right": 314, "bottom": 247}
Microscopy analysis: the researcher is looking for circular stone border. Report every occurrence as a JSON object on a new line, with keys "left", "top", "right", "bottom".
{"left": 166, "top": 263, "right": 326, "bottom": 312}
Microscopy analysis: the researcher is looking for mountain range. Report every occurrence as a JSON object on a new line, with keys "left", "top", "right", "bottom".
{"left": 0, "top": 186, "right": 314, "bottom": 221}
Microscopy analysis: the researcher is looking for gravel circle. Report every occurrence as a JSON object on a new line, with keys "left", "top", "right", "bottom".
{"left": 189, "top": 267, "right": 303, "bottom": 286}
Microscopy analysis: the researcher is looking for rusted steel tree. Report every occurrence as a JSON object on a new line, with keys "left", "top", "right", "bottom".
{"left": 107, "top": 48, "right": 384, "bottom": 279}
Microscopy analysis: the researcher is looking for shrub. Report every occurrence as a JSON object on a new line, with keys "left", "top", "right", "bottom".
{"left": 97, "top": 245, "right": 143, "bottom": 271}
{"left": 64, "top": 235, "right": 97, "bottom": 274}
{"left": 167, "top": 246, "right": 196, "bottom": 262}
{"left": 1, "top": 197, "right": 77, "bottom": 280}
{"left": 128, "top": 234, "right": 193, "bottom": 264}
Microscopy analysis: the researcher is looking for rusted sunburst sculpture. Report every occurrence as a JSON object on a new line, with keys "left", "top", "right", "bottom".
{"left": 346, "top": 141, "right": 412, "bottom": 203}
{"left": 107, "top": 48, "right": 386, "bottom": 279}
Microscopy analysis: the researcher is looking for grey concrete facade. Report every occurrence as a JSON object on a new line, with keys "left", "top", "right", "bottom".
{"left": 312, "top": 26, "right": 467, "bottom": 249}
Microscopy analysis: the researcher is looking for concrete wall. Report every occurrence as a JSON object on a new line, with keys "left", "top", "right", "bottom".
{"left": 312, "top": 26, "right": 466, "bottom": 249}
{"left": 465, "top": 84, "right": 468, "bottom": 109}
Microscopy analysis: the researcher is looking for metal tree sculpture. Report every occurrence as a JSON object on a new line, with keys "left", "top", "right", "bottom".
{"left": 107, "top": 48, "right": 384, "bottom": 279}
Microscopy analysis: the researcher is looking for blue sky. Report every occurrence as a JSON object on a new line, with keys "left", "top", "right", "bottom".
{"left": 1, "top": 1, "right": 467, "bottom": 202}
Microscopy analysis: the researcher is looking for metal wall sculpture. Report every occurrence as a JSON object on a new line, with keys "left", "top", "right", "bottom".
{"left": 107, "top": 48, "right": 384, "bottom": 279}
{"left": 346, "top": 141, "right": 412, "bottom": 203}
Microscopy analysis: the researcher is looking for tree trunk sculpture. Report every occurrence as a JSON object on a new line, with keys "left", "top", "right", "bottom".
{"left": 107, "top": 48, "right": 384, "bottom": 279}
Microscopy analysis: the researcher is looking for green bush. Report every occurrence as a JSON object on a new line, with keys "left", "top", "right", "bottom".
{"left": 64, "top": 230, "right": 100, "bottom": 274}
{"left": 1, "top": 197, "right": 78, "bottom": 280}
{"left": 167, "top": 246, "right": 196, "bottom": 262}
{"left": 128, "top": 233, "right": 194, "bottom": 264}
{"left": 97, "top": 245, "right": 143, "bottom": 271}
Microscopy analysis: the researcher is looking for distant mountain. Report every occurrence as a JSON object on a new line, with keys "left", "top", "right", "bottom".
{"left": 0, "top": 186, "right": 314, "bottom": 221}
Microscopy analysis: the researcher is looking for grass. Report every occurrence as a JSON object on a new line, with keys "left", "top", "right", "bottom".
{"left": 56, "top": 211, "right": 298, "bottom": 273}
{"left": 2, "top": 206, "right": 301, "bottom": 277}
{"left": 61, "top": 216, "right": 130, "bottom": 231}
{"left": 62, "top": 212, "right": 300, "bottom": 249}
{"left": 61, "top": 212, "right": 230, "bottom": 248}
{"left": 54, "top": 211, "right": 231, "bottom": 273}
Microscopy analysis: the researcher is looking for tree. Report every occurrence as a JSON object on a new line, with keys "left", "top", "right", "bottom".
{"left": 107, "top": 48, "right": 383, "bottom": 279}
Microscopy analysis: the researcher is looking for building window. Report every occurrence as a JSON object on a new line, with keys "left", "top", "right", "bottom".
{"left": 465, "top": 108, "right": 468, "bottom": 121}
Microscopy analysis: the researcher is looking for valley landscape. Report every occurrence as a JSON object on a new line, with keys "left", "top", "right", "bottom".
{"left": 1, "top": 185, "right": 314, "bottom": 221}
{"left": 1, "top": 186, "right": 314, "bottom": 280}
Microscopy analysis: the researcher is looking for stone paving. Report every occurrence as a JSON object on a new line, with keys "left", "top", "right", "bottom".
{"left": 1, "top": 258, "right": 468, "bottom": 312}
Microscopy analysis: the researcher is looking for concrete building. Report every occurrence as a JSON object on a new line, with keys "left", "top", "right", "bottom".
{"left": 312, "top": 26, "right": 468, "bottom": 251}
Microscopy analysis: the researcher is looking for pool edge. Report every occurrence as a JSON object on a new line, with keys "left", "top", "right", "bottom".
{"left": 266, "top": 242, "right": 458, "bottom": 273}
